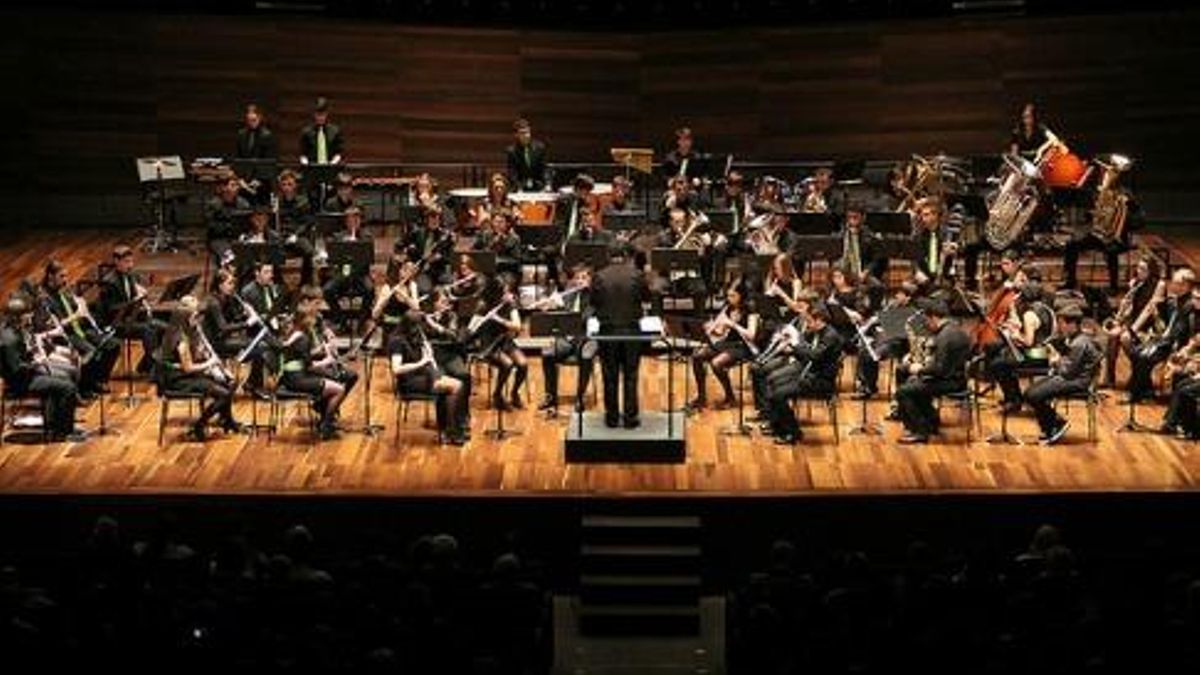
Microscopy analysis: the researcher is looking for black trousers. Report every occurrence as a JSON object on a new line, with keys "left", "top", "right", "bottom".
{"left": 765, "top": 363, "right": 832, "bottom": 438}
{"left": 27, "top": 373, "right": 79, "bottom": 436}
{"left": 217, "top": 336, "right": 271, "bottom": 390}
{"left": 1063, "top": 234, "right": 1125, "bottom": 292}
{"left": 542, "top": 337, "right": 594, "bottom": 405}
{"left": 1129, "top": 343, "right": 1172, "bottom": 401}
{"left": 983, "top": 342, "right": 1048, "bottom": 405}
{"left": 1164, "top": 375, "right": 1200, "bottom": 435}
{"left": 751, "top": 354, "right": 791, "bottom": 413}
{"left": 1025, "top": 375, "right": 1090, "bottom": 434}
{"left": 895, "top": 374, "right": 966, "bottom": 436}
{"left": 114, "top": 318, "right": 166, "bottom": 373}
{"left": 599, "top": 336, "right": 642, "bottom": 425}
{"left": 66, "top": 328, "right": 120, "bottom": 394}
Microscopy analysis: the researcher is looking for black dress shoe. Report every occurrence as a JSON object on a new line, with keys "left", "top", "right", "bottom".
{"left": 623, "top": 417, "right": 640, "bottom": 429}
{"left": 713, "top": 397, "right": 736, "bottom": 410}
{"left": 184, "top": 426, "right": 208, "bottom": 442}
{"left": 604, "top": 417, "right": 620, "bottom": 428}
{"left": 898, "top": 433, "right": 928, "bottom": 444}
{"left": 537, "top": 396, "right": 557, "bottom": 411}
{"left": 685, "top": 397, "right": 707, "bottom": 412}
{"left": 221, "top": 420, "right": 249, "bottom": 434}
{"left": 510, "top": 395, "right": 525, "bottom": 410}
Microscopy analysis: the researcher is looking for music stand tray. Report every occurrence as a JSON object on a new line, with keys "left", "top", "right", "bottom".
{"left": 516, "top": 224, "right": 562, "bottom": 250}
{"left": 325, "top": 241, "right": 374, "bottom": 276}
{"left": 461, "top": 250, "right": 497, "bottom": 276}
{"left": 704, "top": 209, "right": 735, "bottom": 235}
{"left": 529, "top": 311, "right": 586, "bottom": 340}
{"left": 866, "top": 211, "right": 914, "bottom": 237}
{"left": 649, "top": 248, "right": 701, "bottom": 276}
{"left": 602, "top": 212, "right": 646, "bottom": 234}
{"left": 564, "top": 242, "right": 611, "bottom": 271}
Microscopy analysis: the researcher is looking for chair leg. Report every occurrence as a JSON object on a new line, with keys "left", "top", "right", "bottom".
{"left": 829, "top": 399, "right": 839, "bottom": 445}
{"left": 394, "top": 397, "right": 401, "bottom": 444}
{"left": 1, "top": 391, "right": 6, "bottom": 447}
{"left": 158, "top": 399, "right": 167, "bottom": 447}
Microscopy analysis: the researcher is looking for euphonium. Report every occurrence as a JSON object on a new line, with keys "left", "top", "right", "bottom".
{"left": 984, "top": 153, "right": 1042, "bottom": 250}
{"left": 1090, "top": 155, "right": 1133, "bottom": 245}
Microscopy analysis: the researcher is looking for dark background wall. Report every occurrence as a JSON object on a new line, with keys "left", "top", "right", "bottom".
{"left": 5, "top": 8, "right": 1200, "bottom": 228}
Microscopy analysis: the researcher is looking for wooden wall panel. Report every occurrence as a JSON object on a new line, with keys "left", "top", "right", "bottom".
{"left": 6, "top": 9, "right": 1200, "bottom": 225}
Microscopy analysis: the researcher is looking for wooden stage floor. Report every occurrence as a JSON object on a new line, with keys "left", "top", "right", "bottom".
{"left": 0, "top": 227, "right": 1196, "bottom": 497}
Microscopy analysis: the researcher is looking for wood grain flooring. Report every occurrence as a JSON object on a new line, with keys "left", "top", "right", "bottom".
{"left": 0, "top": 227, "right": 1196, "bottom": 497}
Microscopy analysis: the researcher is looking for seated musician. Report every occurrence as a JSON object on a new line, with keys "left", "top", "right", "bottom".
{"left": 1160, "top": 297, "right": 1200, "bottom": 440}
{"left": 412, "top": 172, "right": 439, "bottom": 209}
{"left": 275, "top": 169, "right": 317, "bottom": 285}
{"left": 717, "top": 170, "right": 753, "bottom": 233}
{"left": 276, "top": 304, "right": 348, "bottom": 440}
{"left": 505, "top": 118, "right": 549, "bottom": 192}
{"left": 97, "top": 245, "right": 165, "bottom": 376}
{"left": 205, "top": 174, "right": 250, "bottom": 262}
{"left": 853, "top": 281, "right": 920, "bottom": 400}
{"left": 321, "top": 206, "right": 375, "bottom": 328}
{"left": 1062, "top": 150, "right": 1137, "bottom": 294}
{"left": 158, "top": 295, "right": 243, "bottom": 441}
{"left": 894, "top": 299, "right": 973, "bottom": 444}
{"left": 567, "top": 207, "right": 615, "bottom": 248}
{"left": 470, "top": 276, "right": 528, "bottom": 411}
{"left": 838, "top": 203, "right": 886, "bottom": 285}
{"left": 1025, "top": 305, "right": 1102, "bottom": 445}
{"left": 751, "top": 176, "right": 785, "bottom": 215}
{"left": 388, "top": 310, "right": 468, "bottom": 445}
{"left": 40, "top": 260, "right": 119, "bottom": 399}
{"left": 240, "top": 262, "right": 285, "bottom": 334}
{"left": 660, "top": 175, "right": 699, "bottom": 226}
{"left": 662, "top": 126, "right": 706, "bottom": 187}
{"left": 761, "top": 253, "right": 806, "bottom": 322}
{"left": 652, "top": 207, "right": 709, "bottom": 314}
{"left": 800, "top": 167, "right": 841, "bottom": 215}
{"left": 0, "top": 296, "right": 85, "bottom": 442}
{"left": 447, "top": 254, "right": 487, "bottom": 314}
{"left": 911, "top": 198, "right": 956, "bottom": 289}
{"left": 1128, "top": 267, "right": 1196, "bottom": 403}
{"left": 423, "top": 288, "right": 472, "bottom": 422}
{"left": 206, "top": 269, "right": 270, "bottom": 399}
{"left": 322, "top": 172, "right": 360, "bottom": 213}
{"left": 690, "top": 280, "right": 759, "bottom": 411}
{"left": 746, "top": 207, "right": 797, "bottom": 260}
{"left": 1101, "top": 252, "right": 1165, "bottom": 388}
{"left": 564, "top": 173, "right": 597, "bottom": 238}
{"left": 234, "top": 205, "right": 280, "bottom": 283}
{"left": 367, "top": 254, "right": 421, "bottom": 342}
{"left": 762, "top": 302, "right": 843, "bottom": 444}
{"left": 299, "top": 284, "right": 358, "bottom": 403}
{"left": 535, "top": 264, "right": 595, "bottom": 414}
{"left": 471, "top": 172, "right": 519, "bottom": 229}
{"left": 983, "top": 277, "right": 1057, "bottom": 414}
{"left": 605, "top": 175, "right": 636, "bottom": 215}
{"left": 474, "top": 211, "right": 523, "bottom": 280}
{"left": 826, "top": 266, "right": 874, "bottom": 353}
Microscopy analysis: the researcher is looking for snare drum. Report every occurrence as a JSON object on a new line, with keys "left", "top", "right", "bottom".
{"left": 511, "top": 191, "right": 559, "bottom": 225}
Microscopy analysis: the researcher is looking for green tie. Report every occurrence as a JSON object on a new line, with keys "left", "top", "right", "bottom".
{"left": 572, "top": 293, "right": 581, "bottom": 313}
{"left": 61, "top": 292, "right": 85, "bottom": 338}
{"left": 848, "top": 233, "right": 861, "bottom": 278}
{"left": 524, "top": 145, "right": 531, "bottom": 168}
{"left": 264, "top": 286, "right": 273, "bottom": 313}
{"left": 123, "top": 275, "right": 132, "bottom": 300}
{"left": 316, "top": 127, "right": 328, "bottom": 164}
{"left": 928, "top": 231, "right": 939, "bottom": 275}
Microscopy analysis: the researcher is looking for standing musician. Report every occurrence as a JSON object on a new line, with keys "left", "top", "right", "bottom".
{"left": 982, "top": 276, "right": 1057, "bottom": 413}
{"left": 1100, "top": 253, "right": 1165, "bottom": 388}
{"left": 911, "top": 198, "right": 957, "bottom": 288}
{"left": 205, "top": 174, "right": 250, "bottom": 261}
{"left": 299, "top": 97, "right": 344, "bottom": 167}
{"left": 97, "top": 245, "right": 164, "bottom": 376}
{"left": 591, "top": 244, "right": 650, "bottom": 429}
{"left": 662, "top": 127, "right": 707, "bottom": 188}
{"left": 1128, "top": 267, "right": 1196, "bottom": 403}
{"left": 505, "top": 118, "right": 549, "bottom": 192}
{"left": 762, "top": 303, "right": 843, "bottom": 444}
{"left": 1159, "top": 289, "right": 1200, "bottom": 439}
{"left": 838, "top": 203, "right": 886, "bottom": 283}
{"left": 275, "top": 169, "right": 317, "bottom": 285}
{"left": 157, "top": 295, "right": 243, "bottom": 441}
{"left": 321, "top": 206, "right": 376, "bottom": 328}
{"left": 470, "top": 276, "right": 528, "bottom": 411}
{"left": 388, "top": 310, "right": 468, "bottom": 445}
{"left": 205, "top": 268, "right": 270, "bottom": 399}
{"left": 689, "top": 280, "right": 759, "bottom": 411}
{"left": 0, "top": 296, "right": 85, "bottom": 442}
{"left": 853, "top": 281, "right": 920, "bottom": 399}
{"left": 535, "top": 264, "right": 596, "bottom": 413}
{"left": 40, "top": 260, "right": 119, "bottom": 399}
{"left": 1025, "top": 305, "right": 1102, "bottom": 445}
{"left": 276, "top": 304, "right": 348, "bottom": 440}
{"left": 234, "top": 103, "right": 278, "bottom": 202}
{"left": 894, "top": 299, "right": 973, "bottom": 444}
{"left": 474, "top": 211, "right": 523, "bottom": 280}
{"left": 1009, "top": 102, "right": 1066, "bottom": 162}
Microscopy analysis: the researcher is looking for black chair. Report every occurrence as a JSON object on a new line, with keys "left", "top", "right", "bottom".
{"left": 790, "top": 355, "right": 844, "bottom": 444}
{"left": 393, "top": 384, "right": 441, "bottom": 445}
{"left": 934, "top": 361, "right": 982, "bottom": 442}
{"left": 154, "top": 365, "right": 207, "bottom": 447}
{"left": 0, "top": 378, "right": 49, "bottom": 445}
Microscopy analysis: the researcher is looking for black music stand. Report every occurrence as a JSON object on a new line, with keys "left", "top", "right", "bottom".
{"left": 515, "top": 223, "right": 562, "bottom": 250}
{"left": 355, "top": 322, "right": 385, "bottom": 437}
{"left": 304, "top": 164, "right": 342, "bottom": 209}
{"left": 231, "top": 242, "right": 286, "bottom": 282}
{"left": 529, "top": 311, "right": 586, "bottom": 424}
{"left": 704, "top": 209, "right": 736, "bottom": 236}
{"left": 564, "top": 242, "right": 611, "bottom": 271}
{"left": 462, "top": 250, "right": 498, "bottom": 277}
{"left": 136, "top": 156, "right": 186, "bottom": 254}
{"left": 315, "top": 212, "right": 346, "bottom": 238}
{"left": 602, "top": 212, "right": 646, "bottom": 235}
{"left": 229, "top": 158, "right": 277, "bottom": 198}
{"left": 787, "top": 212, "right": 835, "bottom": 236}
{"left": 866, "top": 211, "right": 913, "bottom": 237}
{"left": 663, "top": 314, "right": 709, "bottom": 417}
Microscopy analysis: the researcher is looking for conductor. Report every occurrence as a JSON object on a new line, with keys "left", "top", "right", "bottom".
{"left": 591, "top": 243, "right": 650, "bottom": 429}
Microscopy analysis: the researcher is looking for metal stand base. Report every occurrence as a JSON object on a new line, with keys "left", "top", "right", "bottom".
{"left": 847, "top": 396, "right": 882, "bottom": 436}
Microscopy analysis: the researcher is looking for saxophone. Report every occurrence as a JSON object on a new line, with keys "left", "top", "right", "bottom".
{"left": 1090, "top": 155, "right": 1132, "bottom": 245}
{"left": 984, "top": 153, "right": 1042, "bottom": 250}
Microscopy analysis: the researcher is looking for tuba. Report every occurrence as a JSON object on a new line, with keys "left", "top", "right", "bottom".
{"left": 1090, "top": 155, "right": 1133, "bottom": 245}
{"left": 984, "top": 154, "right": 1042, "bottom": 250}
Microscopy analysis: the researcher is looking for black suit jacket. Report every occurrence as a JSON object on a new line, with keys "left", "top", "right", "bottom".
{"left": 838, "top": 226, "right": 886, "bottom": 280}
{"left": 299, "top": 123, "right": 345, "bottom": 164}
{"left": 239, "top": 281, "right": 283, "bottom": 323}
{"left": 912, "top": 226, "right": 952, "bottom": 278}
{"left": 592, "top": 261, "right": 648, "bottom": 334}
{"left": 662, "top": 150, "right": 707, "bottom": 183}
{"left": 97, "top": 271, "right": 147, "bottom": 326}
{"left": 236, "top": 126, "right": 278, "bottom": 160}
{"left": 1055, "top": 332, "right": 1102, "bottom": 387}
{"left": 505, "top": 140, "right": 549, "bottom": 191}
{"left": 922, "top": 321, "right": 972, "bottom": 386}
{"left": 791, "top": 323, "right": 844, "bottom": 387}
{"left": 0, "top": 326, "right": 37, "bottom": 394}
{"left": 206, "top": 195, "right": 251, "bottom": 242}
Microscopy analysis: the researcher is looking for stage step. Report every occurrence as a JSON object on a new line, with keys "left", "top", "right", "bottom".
{"left": 577, "top": 512, "right": 704, "bottom": 637}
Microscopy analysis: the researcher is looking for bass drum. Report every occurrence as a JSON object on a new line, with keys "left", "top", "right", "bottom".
{"left": 1040, "top": 147, "right": 1090, "bottom": 189}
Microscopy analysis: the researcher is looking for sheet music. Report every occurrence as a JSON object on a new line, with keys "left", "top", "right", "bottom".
{"left": 639, "top": 316, "right": 663, "bottom": 334}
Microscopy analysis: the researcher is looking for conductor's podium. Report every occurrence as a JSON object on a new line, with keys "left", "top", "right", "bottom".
{"left": 564, "top": 411, "right": 687, "bottom": 464}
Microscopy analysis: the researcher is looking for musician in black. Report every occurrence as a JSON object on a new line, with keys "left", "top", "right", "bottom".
{"left": 205, "top": 269, "right": 270, "bottom": 399}
{"left": 299, "top": 97, "right": 344, "bottom": 166}
{"left": 826, "top": 266, "right": 874, "bottom": 355}
{"left": 662, "top": 126, "right": 706, "bottom": 187}
{"left": 652, "top": 207, "right": 710, "bottom": 315}
{"left": 0, "top": 297, "right": 84, "bottom": 442}
{"left": 1128, "top": 267, "right": 1196, "bottom": 403}
{"left": 592, "top": 244, "right": 650, "bottom": 428}
{"left": 303, "top": 289, "right": 359, "bottom": 407}
{"left": 234, "top": 205, "right": 281, "bottom": 283}
{"left": 40, "top": 260, "right": 119, "bottom": 399}
{"left": 536, "top": 265, "right": 596, "bottom": 413}
{"left": 158, "top": 296, "right": 242, "bottom": 441}
{"left": 853, "top": 282, "right": 919, "bottom": 399}
{"left": 983, "top": 278, "right": 1056, "bottom": 413}
{"left": 895, "top": 299, "right": 972, "bottom": 444}
{"left": 838, "top": 204, "right": 885, "bottom": 283}
{"left": 660, "top": 176, "right": 700, "bottom": 226}
{"left": 762, "top": 303, "right": 843, "bottom": 444}
{"left": 471, "top": 276, "right": 527, "bottom": 411}
{"left": 750, "top": 293, "right": 814, "bottom": 419}
{"left": 1160, "top": 290, "right": 1200, "bottom": 439}
{"left": 474, "top": 211, "right": 522, "bottom": 280}
{"left": 97, "top": 245, "right": 164, "bottom": 376}
{"left": 423, "top": 288, "right": 472, "bottom": 424}
{"left": 1025, "top": 305, "right": 1102, "bottom": 445}
{"left": 240, "top": 262, "right": 285, "bottom": 334}
{"left": 911, "top": 199, "right": 955, "bottom": 288}
{"left": 604, "top": 175, "right": 637, "bottom": 216}
{"left": 690, "top": 281, "right": 759, "bottom": 410}
{"left": 205, "top": 174, "right": 250, "bottom": 261}
{"left": 1009, "top": 102, "right": 1063, "bottom": 161}
{"left": 1062, "top": 167, "right": 1137, "bottom": 293}
{"left": 234, "top": 103, "right": 278, "bottom": 202}
{"left": 505, "top": 118, "right": 549, "bottom": 192}
{"left": 322, "top": 172, "right": 360, "bottom": 213}
{"left": 275, "top": 169, "right": 318, "bottom": 285}
{"left": 322, "top": 206, "right": 375, "bottom": 328}
{"left": 277, "top": 305, "right": 348, "bottom": 440}
{"left": 367, "top": 254, "right": 421, "bottom": 344}
{"left": 388, "top": 310, "right": 468, "bottom": 445}
{"left": 1100, "top": 253, "right": 1163, "bottom": 388}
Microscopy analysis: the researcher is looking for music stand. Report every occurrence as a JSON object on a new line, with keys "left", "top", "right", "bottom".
{"left": 229, "top": 158, "right": 277, "bottom": 194}
{"left": 704, "top": 209, "right": 736, "bottom": 236}
{"left": 602, "top": 212, "right": 646, "bottom": 235}
{"left": 136, "top": 156, "right": 186, "bottom": 254}
{"left": 564, "top": 242, "right": 611, "bottom": 271}
{"left": 231, "top": 242, "right": 286, "bottom": 281}
{"left": 461, "top": 250, "right": 498, "bottom": 277}
{"left": 529, "top": 311, "right": 587, "bottom": 422}
{"left": 316, "top": 212, "right": 346, "bottom": 238}
{"left": 515, "top": 223, "right": 562, "bottom": 249}
{"left": 303, "top": 164, "right": 342, "bottom": 208}
{"left": 325, "top": 240, "right": 374, "bottom": 278}
{"left": 159, "top": 274, "right": 200, "bottom": 302}
{"left": 866, "top": 211, "right": 913, "bottom": 237}
{"left": 663, "top": 314, "right": 708, "bottom": 416}
{"left": 787, "top": 212, "right": 835, "bottom": 236}
{"left": 649, "top": 248, "right": 701, "bottom": 276}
